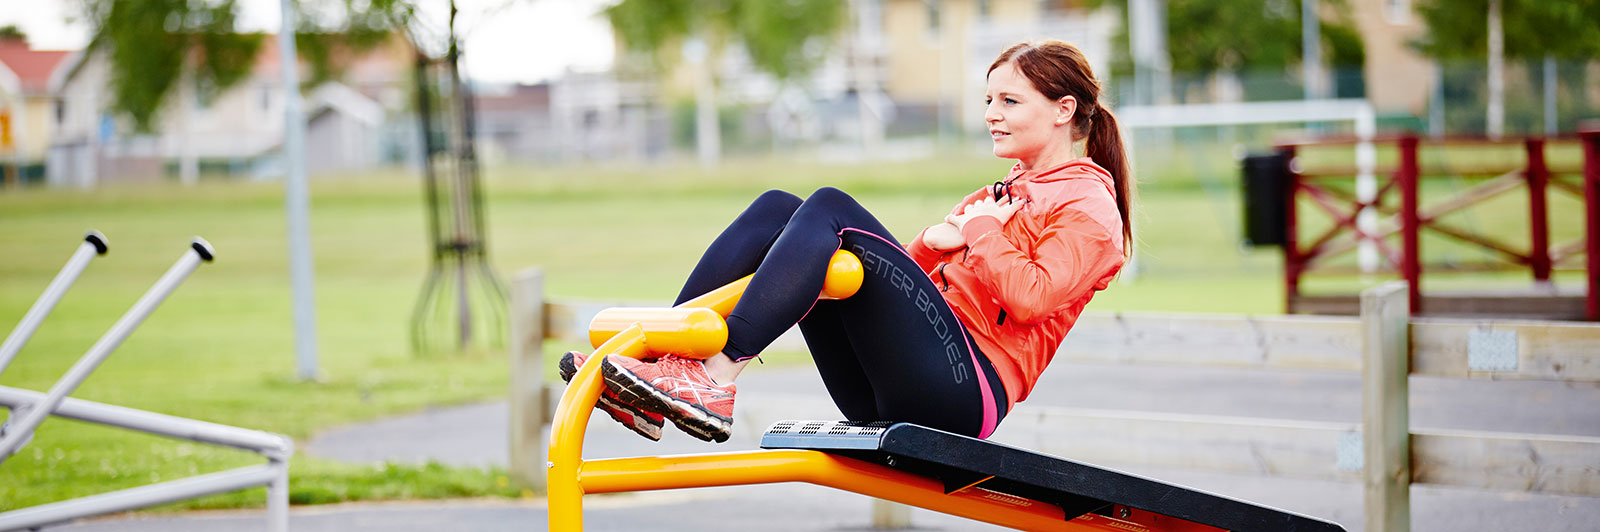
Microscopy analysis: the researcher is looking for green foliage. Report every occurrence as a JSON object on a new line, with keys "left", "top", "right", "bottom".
{"left": 295, "top": 0, "right": 415, "bottom": 87}
{"left": 0, "top": 25, "right": 27, "bottom": 43}
{"left": 77, "top": 0, "right": 413, "bottom": 134}
{"left": 83, "top": 0, "right": 262, "bottom": 132}
{"left": 1413, "top": 0, "right": 1600, "bottom": 60}
{"left": 1090, "top": 0, "right": 1364, "bottom": 79}
{"left": 604, "top": 0, "right": 845, "bottom": 81}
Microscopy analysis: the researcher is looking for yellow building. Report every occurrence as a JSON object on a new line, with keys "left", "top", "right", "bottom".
{"left": 0, "top": 40, "right": 74, "bottom": 184}
{"left": 1348, "top": 0, "right": 1432, "bottom": 115}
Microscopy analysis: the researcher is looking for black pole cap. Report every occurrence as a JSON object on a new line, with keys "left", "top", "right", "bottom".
{"left": 190, "top": 237, "right": 216, "bottom": 262}
{"left": 84, "top": 230, "right": 109, "bottom": 255}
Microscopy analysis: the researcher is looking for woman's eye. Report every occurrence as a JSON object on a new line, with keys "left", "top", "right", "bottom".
{"left": 1005, "top": 98, "right": 1017, "bottom": 105}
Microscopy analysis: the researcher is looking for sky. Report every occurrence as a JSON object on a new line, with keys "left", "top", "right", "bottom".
{"left": 0, "top": 0, "right": 616, "bottom": 84}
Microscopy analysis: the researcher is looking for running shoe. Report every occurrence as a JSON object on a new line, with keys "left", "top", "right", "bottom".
{"left": 559, "top": 351, "right": 664, "bottom": 441}
{"left": 601, "top": 354, "right": 736, "bottom": 443}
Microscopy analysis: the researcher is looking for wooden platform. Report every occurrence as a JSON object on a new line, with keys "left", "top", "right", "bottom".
{"left": 1292, "top": 290, "right": 1589, "bottom": 320}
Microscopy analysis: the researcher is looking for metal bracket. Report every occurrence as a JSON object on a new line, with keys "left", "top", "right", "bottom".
{"left": 1467, "top": 329, "right": 1518, "bottom": 372}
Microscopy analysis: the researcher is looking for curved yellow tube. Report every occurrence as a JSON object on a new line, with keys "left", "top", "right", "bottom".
{"left": 587, "top": 307, "right": 727, "bottom": 358}
{"left": 547, "top": 324, "right": 646, "bottom": 530}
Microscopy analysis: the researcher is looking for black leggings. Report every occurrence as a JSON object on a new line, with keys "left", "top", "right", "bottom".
{"left": 674, "top": 188, "right": 1007, "bottom": 439}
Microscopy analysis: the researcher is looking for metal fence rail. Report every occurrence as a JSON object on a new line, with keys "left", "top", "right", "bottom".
{"left": 0, "top": 234, "right": 290, "bottom": 532}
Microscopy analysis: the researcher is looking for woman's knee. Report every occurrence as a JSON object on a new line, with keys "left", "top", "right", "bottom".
{"left": 806, "top": 186, "right": 854, "bottom": 206}
{"left": 742, "top": 190, "right": 803, "bottom": 222}
{"left": 795, "top": 187, "right": 862, "bottom": 220}
{"left": 756, "top": 189, "right": 804, "bottom": 208}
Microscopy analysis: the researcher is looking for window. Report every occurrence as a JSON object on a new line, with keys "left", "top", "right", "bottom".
{"left": 977, "top": 0, "right": 992, "bottom": 20}
{"left": 925, "top": 0, "right": 942, "bottom": 41}
{"left": 55, "top": 100, "right": 66, "bottom": 124}
{"left": 1384, "top": 0, "right": 1410, "bottom": 25}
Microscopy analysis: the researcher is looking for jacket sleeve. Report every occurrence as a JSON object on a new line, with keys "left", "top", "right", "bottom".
{"left": 904, "top": 188, "right": 992, "bottom": 274}
{"left": 904, "top": 227, "right": 943, "bottom": 274}
{"left": 958, "top": 203, "right": 1123, "bottom": 325}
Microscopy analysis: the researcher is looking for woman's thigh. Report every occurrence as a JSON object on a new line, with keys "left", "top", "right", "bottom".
{"left": 810, "top": 228, "right": 999, "bottom": 437}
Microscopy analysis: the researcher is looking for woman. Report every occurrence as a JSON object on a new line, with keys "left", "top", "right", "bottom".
{"left": 562, "top": 40, "right": 1132, "bottom": 443}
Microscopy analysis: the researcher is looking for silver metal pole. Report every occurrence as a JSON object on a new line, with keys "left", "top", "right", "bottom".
{"left": 279, "top": 0, "right": 321, "bottom": 381}
{"left": 0, "top": 385, "right": 290, "bottom": 455}
{"left": 0, "top": 232, "right": 107, "bottom": 375}
{"left": 267, "top": 458, "right": 290, "bottom": 532}
{"left": 1543, "top": 55, "right": 1557, "bottom": 136}
{"left": 0, "top": 239, "right": 214, "bottom": 463}
{"left": 0, "top": 465, "right": 278, "bottom": 531}
{"left": 1301, "top": 0, "right": 1323, "bottom": 100}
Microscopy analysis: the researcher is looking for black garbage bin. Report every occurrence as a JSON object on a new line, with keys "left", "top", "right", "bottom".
{"left": 1240, "top": 152, "right": 1290, "bottom": 247}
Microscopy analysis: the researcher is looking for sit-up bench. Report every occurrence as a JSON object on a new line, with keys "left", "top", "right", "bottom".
{"left": 762, "top": 420, "right": 1345, "bottom": 532}
{"left": 547, "top": 250, "right": 1348, "bottom": 531}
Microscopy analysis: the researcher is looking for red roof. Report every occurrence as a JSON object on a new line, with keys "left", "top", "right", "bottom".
{"left": 0, "top": 41, "right": 73, "bottom": 95}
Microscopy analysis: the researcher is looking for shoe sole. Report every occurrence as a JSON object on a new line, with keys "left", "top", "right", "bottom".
{"left": 600, "top": 358, "right": 732, "bottom": 443}
{"left": 560, "top": 353, "right": 664, "bottom": 441}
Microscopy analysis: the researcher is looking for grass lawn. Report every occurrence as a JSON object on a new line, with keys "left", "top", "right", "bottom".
{"left": 0, "top": 147, "right": 1580, "bottom": 512}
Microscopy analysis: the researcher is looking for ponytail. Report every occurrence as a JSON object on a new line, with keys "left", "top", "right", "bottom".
{"left": 1086, "top": 103, "right": 1134, "bottom": 257}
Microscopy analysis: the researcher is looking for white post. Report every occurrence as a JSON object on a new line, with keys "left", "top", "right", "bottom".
{"left": 871, "top": 500, "right": 911, "bottom": 529}
{"left": 1486, "top": 0, "right": 1504, "bottom": 139}
{"left": 1362, "top": 281, "right": 1410, "bottom": 532}
{"left": 509, "top": 269, "right": 547, "bottom": 492}
{"left": 178, "top": 62, "right": 199, "bottom": 186}
{"left": 685, "top": 38, "right": 720, "bottom": 167}
{"left": 1301, "top": 0, "right": 1324, "bottom": 100}
{"left": 279, "top": 0, "right": 320, "bottom": 381}
{"left": 1428, "top": 62, "right": 1445, "bottom": 137}
{"left": 1356, "top": 104, "right": 1378, "bottom": 274}
{"left": 1543, "top": 55, "right": 1557, "bottom": 136}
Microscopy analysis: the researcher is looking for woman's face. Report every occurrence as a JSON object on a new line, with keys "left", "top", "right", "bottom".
{"left": 984, "top": 61, "right": 1075, "bottom": 166}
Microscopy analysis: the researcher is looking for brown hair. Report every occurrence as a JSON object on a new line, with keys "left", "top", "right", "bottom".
{"left": 989, "top": 40, "right": 1133, "bottom": 255}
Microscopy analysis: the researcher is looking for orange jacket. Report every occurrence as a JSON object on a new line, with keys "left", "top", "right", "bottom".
{"left": 906, "top": 158, "right": 1125, "bottom": 408}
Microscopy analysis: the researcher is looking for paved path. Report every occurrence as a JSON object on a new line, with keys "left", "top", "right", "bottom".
{"left": 58, "top": 361, "right": 1600, "bottom": 531}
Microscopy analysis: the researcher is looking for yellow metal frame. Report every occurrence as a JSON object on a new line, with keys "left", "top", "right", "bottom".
{"left": 546, "top": 250, "right": 1213, "bottom": 531}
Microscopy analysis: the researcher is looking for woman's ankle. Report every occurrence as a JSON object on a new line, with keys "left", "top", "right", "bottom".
{"left": 703, "top": 353, "right": 750, "bottom": 385}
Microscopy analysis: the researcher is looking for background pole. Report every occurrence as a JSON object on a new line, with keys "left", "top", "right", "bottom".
{"left": 278, "top": 0, "right": 320, "bottom": 380}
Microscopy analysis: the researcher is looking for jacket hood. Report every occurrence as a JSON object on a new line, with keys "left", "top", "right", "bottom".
{"left": 1007, "top": 158, "right": 1116, "bottom": 197}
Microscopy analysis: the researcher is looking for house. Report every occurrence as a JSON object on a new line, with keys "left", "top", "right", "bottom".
{"left": 0, "top": 39, "right": 74, "bottom": 185}
{"left": 620, "top": 0, "right": 1114, "bottom": 148}
{"left": 46, "top": 33, "right": 416, "bottom": 187}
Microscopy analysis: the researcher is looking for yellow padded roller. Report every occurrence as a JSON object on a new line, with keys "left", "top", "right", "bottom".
{"left": 587, "top": 250, "right": 864, "bottom": 359}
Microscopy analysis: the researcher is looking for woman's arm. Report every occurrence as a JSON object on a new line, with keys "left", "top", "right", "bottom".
{"left": 957, "top": 202, "right": 1123, "bottom": 325}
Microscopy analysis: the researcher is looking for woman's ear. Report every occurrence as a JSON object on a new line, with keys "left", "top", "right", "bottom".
{"left": 1055, "top": 96, "right": 1077, "bottom": 126}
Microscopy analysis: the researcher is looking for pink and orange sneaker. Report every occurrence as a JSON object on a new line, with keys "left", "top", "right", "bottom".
{"left": 559, "top": 351, "right": 664, "bottom": 441}
{"left": 601, "top": 354, "right": 736, "bottom": 443}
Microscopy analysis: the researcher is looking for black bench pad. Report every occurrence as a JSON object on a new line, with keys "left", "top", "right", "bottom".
{"left": 761, "top": 420, "right": 1345, "bottom": 532}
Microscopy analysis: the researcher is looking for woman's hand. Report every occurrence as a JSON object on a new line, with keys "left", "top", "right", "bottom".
{"left": 921, "top": 222, "right": 966, "bottom": 251}
{"left": 946, "top": 194, "right": 1025, "bottom": 231}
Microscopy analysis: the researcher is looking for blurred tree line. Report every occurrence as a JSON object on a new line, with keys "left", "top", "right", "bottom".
{"left": 72, "top": 0, "right": 413, "bottom": 133}
{"left": 1090, "top": 0, "right": 1366, "bottom": 102}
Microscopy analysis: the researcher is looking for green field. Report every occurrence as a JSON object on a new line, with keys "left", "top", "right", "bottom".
{"left": 0, "top": 150, "right": 1584, "bottom": 512}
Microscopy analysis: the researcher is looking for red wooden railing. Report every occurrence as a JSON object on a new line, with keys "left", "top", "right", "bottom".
{"left": 1277, "top": 129, "right": 1599, "bottom": 320}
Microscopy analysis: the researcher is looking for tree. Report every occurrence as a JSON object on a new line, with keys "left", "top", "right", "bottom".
{"left": 1412, "top": 0, "right": 1600, "bottom": 135}
{"left": 1412, "top": 0, "right": 1600, "bottom": 60}
{"left": 1091, "top": 0, "right": 1364, "bottom": 100}
{"left": 0, "top": 25, "right": 27, "bottom": 43}
{"left": 604, "top": 0, "right": 846, "bottom": 163}
{"left": 74, "top": 0, "right": 409, "bottom": 134}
